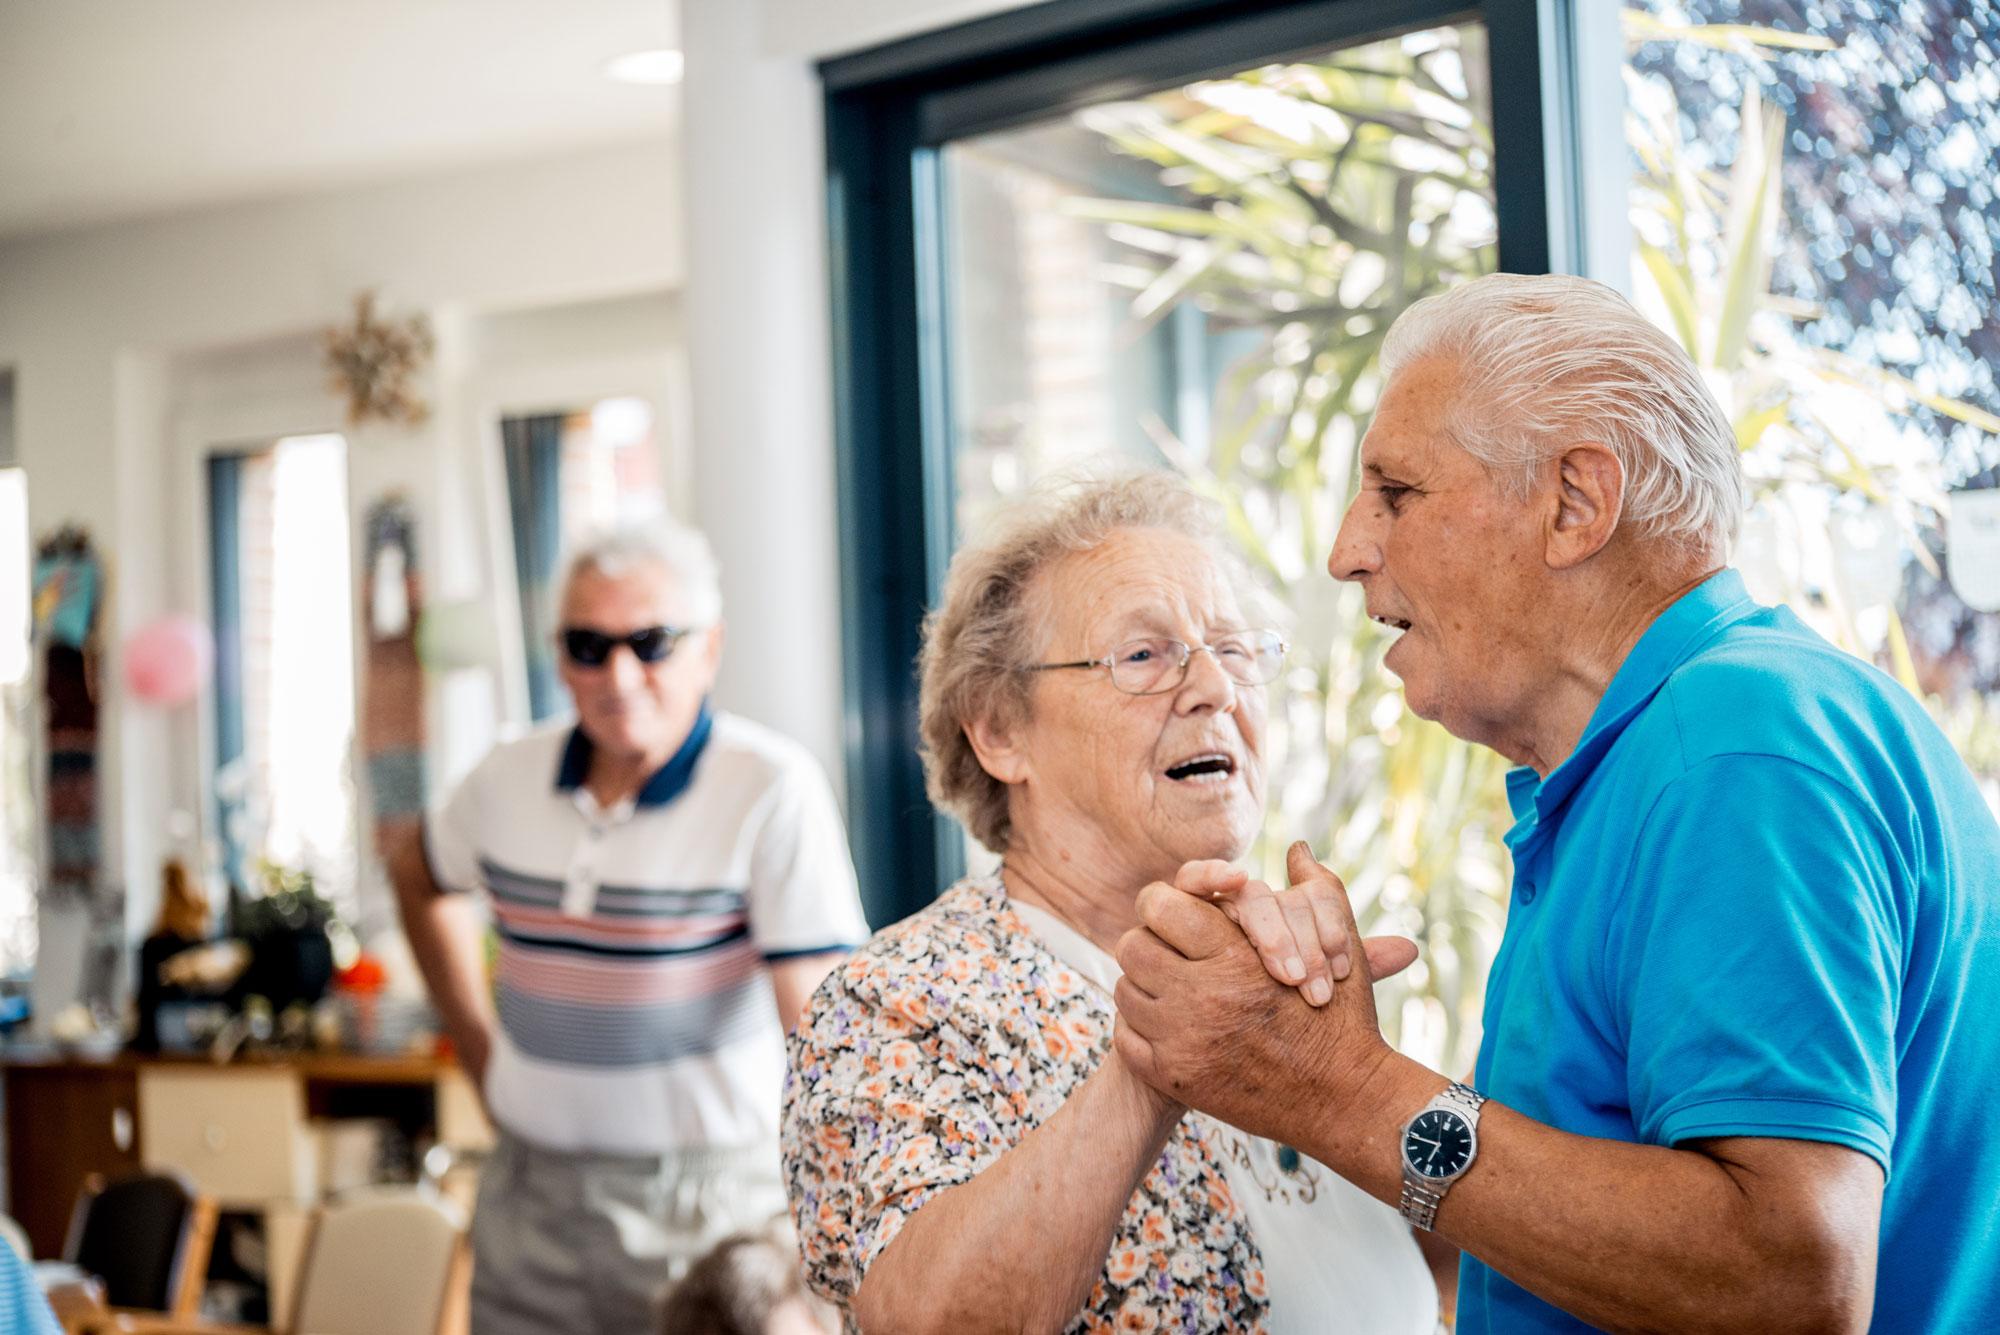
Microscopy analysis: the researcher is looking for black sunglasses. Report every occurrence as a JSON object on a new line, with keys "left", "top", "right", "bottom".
{"left": 559, "top": 625, "right": 690, "bottom": 667}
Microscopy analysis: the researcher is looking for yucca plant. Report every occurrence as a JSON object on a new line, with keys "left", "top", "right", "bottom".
{"left": 1625, "top": 11, "right": 1999, "bottom": 760}
{"left": 1061, "top": 25, "right": 1511, "bottom": 1071}
{"left": 1050, "top": 11, "right": 1996, "bottom": 1072}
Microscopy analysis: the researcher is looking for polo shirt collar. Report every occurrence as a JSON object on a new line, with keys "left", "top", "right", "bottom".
{"left": 554, "top": 699, "right": 716, "bottom": 809}
{"left": 1506, "top": 569, "right": 1760, "bottom": 840}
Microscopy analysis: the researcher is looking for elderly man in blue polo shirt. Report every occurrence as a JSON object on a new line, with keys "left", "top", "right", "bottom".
{"left": 1112, "top": 273, "right": 2000, "bottom": 1332}
{"left": 391, "top": 519, "right": 868, "bottom": 1334}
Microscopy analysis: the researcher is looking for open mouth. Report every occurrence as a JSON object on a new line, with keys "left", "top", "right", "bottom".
{"left": 1371, "top": 613, "right": 1412, "bottom": 632}
{"left": 1164, "top": 752, "right": 1237, "bottom": 783}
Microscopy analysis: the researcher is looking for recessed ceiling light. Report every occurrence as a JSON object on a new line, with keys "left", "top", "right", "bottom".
{"left": 603, "top": 49, "right": 685, "bottom": 86}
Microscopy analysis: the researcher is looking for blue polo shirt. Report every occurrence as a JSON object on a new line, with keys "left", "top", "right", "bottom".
{"left": 1459, "top": 569, "right": 2000, "bottom": 1334}
{"left": 0, "top": 1239, "right": 61, "bottom": 1335}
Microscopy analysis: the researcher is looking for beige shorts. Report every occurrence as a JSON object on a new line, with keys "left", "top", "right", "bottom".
{"left": 469, "top": 1129, "right": 788, "bottom": 1335}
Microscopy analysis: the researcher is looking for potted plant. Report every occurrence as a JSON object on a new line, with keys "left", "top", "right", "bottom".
{"left": 233, "top": 859, "right": 339, "bottom": 1012}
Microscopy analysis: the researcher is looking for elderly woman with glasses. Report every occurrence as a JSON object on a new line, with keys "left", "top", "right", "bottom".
{"left": 782, "top": 474, "right": 1440, "bottom": 1333}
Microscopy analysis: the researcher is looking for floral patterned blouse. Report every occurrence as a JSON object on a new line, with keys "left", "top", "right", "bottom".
{"left": 782, "top": 876, "right": 1270, "bottom": 1333}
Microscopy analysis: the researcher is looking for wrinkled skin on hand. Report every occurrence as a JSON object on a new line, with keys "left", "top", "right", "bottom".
{"left": 1173, "top": 857, "right": 1418, "bottom": 1006}
{"left": 1114, "top": 842, "right": 1401, "bottom": 1142}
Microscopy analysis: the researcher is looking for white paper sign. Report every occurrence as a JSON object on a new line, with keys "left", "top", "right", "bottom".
{"left": 1830, "top": 509, "right": 1903, "bottom": 614}
{"left": 1733, "top": 504, "right": 1795, "bottom": 606}
{"left": 1947, "top": 489, "right": 2000, "bottom": 613}
{"left": 371, "top": 543, "right": 410, "bottom": 638}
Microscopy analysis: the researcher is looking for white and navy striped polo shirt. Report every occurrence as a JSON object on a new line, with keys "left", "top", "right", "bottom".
{"left": 424, "top": 706, "right": 868, "bottom": 1154}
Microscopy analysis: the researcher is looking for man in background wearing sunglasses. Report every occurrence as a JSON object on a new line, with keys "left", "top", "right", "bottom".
{"left": 391, "top": 520, "right": 868, "bottom": 1334}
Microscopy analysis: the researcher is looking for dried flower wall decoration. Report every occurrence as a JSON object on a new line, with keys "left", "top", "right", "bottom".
{"left": 325, "top": 291, "right": 434, "bottom": 427}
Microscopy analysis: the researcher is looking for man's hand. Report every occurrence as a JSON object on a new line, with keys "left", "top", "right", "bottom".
{"left": 454, "top": 1022, "right": 493, "bottom": 1091}
{"left": 1113, "top": 843, "right": 1397, "bottom": 1140}
{"left": 1173, "top": 858, "right": 1418, "bottom": 1006}
{"left": 1128, "top": 851, "right": 1889, "bottom": 1335}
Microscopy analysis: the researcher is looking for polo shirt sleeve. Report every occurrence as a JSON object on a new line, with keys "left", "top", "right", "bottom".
{"left": 745, "top": 757, "right": 869, "bottom": 960}
{"left": 1613, "top": 753, "right": 1901, "bottom": 1176}
{"left": 422, "top": 756, "right": 488, "bottom": 896}
{"left": 0, "top": 1240, "right": 62, "bottom": 1335}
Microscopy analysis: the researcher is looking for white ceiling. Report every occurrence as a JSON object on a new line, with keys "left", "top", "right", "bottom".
{"left": 0, "top": 0, "right": 681, "bottom": 244}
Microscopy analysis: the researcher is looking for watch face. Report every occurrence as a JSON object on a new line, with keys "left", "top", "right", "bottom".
{"left": 1404, "top": 1109, "right": 1474, "bottom": 1179}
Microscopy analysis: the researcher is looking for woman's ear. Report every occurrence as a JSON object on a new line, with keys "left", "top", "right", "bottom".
{"left": 964, "top": 711, "right": 1030, "bottom": 786}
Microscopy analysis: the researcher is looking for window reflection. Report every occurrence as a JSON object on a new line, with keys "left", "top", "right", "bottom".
{"left": 940, "top": 24, "right": 1501, "bottom": 1072}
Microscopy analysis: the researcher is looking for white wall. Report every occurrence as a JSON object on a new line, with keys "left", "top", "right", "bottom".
{"left": 676, "top": 0, "right": 1039, "bottom": 814}
{"left": 0, "top": 138, "right": 681, "bottom": 1019}
{"left": 756, "top": 0, "right": 1035, "bottom": 58}
{"left": 0, "top": 370, "right": 14, "bottom": 467}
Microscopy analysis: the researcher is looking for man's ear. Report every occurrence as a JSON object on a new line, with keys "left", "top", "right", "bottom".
{"left": 703, "top": 619, "right": 726, "bottom": 662}
{"left": 964, "top": 710, "right": 1030, "bottom": 787}
{"left": 1546, "top": 442, "right": 1624, "bottom": 570}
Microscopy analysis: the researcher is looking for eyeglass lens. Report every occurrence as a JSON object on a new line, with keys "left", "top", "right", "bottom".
{"left": 1109, "top": 632, "right": 1284, "bottom": 694}
{"left": 561, "top": 625, "right": 678, "bottom": 667}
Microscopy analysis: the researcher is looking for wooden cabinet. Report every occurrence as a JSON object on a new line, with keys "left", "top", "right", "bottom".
{"left": 1, "top": 1052, "right": 489, "bottom": 1262}
{"left": 3, "top": 1061, "right": 142, "bottom": 1259}
{"left": 138, "top": 1067, "right": 316, "bottom": 1207}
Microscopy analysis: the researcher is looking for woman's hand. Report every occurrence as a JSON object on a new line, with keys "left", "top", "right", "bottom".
{"left": 1169, "top": 859, "right": 1418, "bottom": 1006}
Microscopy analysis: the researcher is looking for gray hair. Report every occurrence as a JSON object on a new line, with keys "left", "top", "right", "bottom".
{"left": 919, "top": 472, "right": 1251, "bottom": 854}
{"left": 1379, "top": 273, "right": 1745, "bottom": 556}
{"left": 659, "top": 1218, "right": 830, "bottom": 1335}
{"left": 561, "top": 517, "right": 723, "bottom": 625}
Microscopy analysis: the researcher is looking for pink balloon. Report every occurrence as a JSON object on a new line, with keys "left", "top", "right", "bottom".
{"left": 124, "top": 615, "right": 212, "bottom": 707}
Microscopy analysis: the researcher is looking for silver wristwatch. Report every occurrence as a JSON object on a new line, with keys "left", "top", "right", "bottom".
{"left": 1398, "top": 1081, "right": 1486, "bottom": 1231}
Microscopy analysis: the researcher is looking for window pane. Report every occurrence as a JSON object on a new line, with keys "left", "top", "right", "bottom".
{"left": 1625, "top": 1, "right": 2000, "bottom": 807}
{"left": 568, "top": 397, "right": 665, "bottom": 541}
{"left": 0, "top": 467, "right": 34, "bottom": 985}
{"left": 503, "top": 398, "right": 666, "bottom": 723}
{"left": 214, "top": 435, "right": 359, "bottom": 912}
{"left": 938, "top": 23, "right": 1501, "bottom": 1071}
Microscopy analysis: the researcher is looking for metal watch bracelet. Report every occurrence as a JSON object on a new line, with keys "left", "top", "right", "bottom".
{"left": 1399, "top": 1081, "right": 1487, "bottom": 1231}
{"left": 1438, "top": 1080, "right": 1486, "bottom": 1115}
{"left": 1399, "top": 1178, "right": 1447, "bottom": 1231}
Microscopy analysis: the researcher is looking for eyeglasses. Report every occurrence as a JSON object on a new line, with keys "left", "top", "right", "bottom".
{"left": 559, "top": 624, "right": 691, "bottom": 668}
{"left": 1025, "top": 629, "right": 1287, "bottom": 696}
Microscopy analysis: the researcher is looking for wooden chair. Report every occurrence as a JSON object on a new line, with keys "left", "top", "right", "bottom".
{"left": 64, "top": 1172, "right": 216, "bottom": 1320}
{"left": 285, "top": 1192, "right": 468, "bottom": 1335}
{"left": 82, "top": 1190, "right": 467, "bottom": 1335}
{"left": 42, "top": 1273, "right": 109, "bottom": 1335}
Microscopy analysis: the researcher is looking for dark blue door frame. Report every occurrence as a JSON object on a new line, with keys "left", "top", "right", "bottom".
{"left": 823, "top": 0, "right": 1590, "bottom": 926}
{"left": 207, "top": 452, "right": 249, "bottom": 893}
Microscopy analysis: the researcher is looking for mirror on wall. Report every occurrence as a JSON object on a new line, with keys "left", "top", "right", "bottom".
{"left": 0, "top": 454, "right": 34, "bottom": 1023}
{"left": 207, "top": 434, "right": 359, "bottom": 915}
{"left": 500, "top": 396, "right": 664, "bottom": 722}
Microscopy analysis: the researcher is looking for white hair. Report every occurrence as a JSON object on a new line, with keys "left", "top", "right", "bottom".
{"left": 561, "top": 517, "right": 723, "bottom": 625}
{"left": 1379, "top": 273, "right": 1745, "bottom": 556}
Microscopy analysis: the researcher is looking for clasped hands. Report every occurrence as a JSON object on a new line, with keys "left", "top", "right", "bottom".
{"left": 1113, "top": 842, "right": 1411, "bottom": 1137}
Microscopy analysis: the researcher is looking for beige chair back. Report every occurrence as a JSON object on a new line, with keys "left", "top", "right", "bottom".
{"left": 288, "top": 1191, "right": 467, "bottom": 1335}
